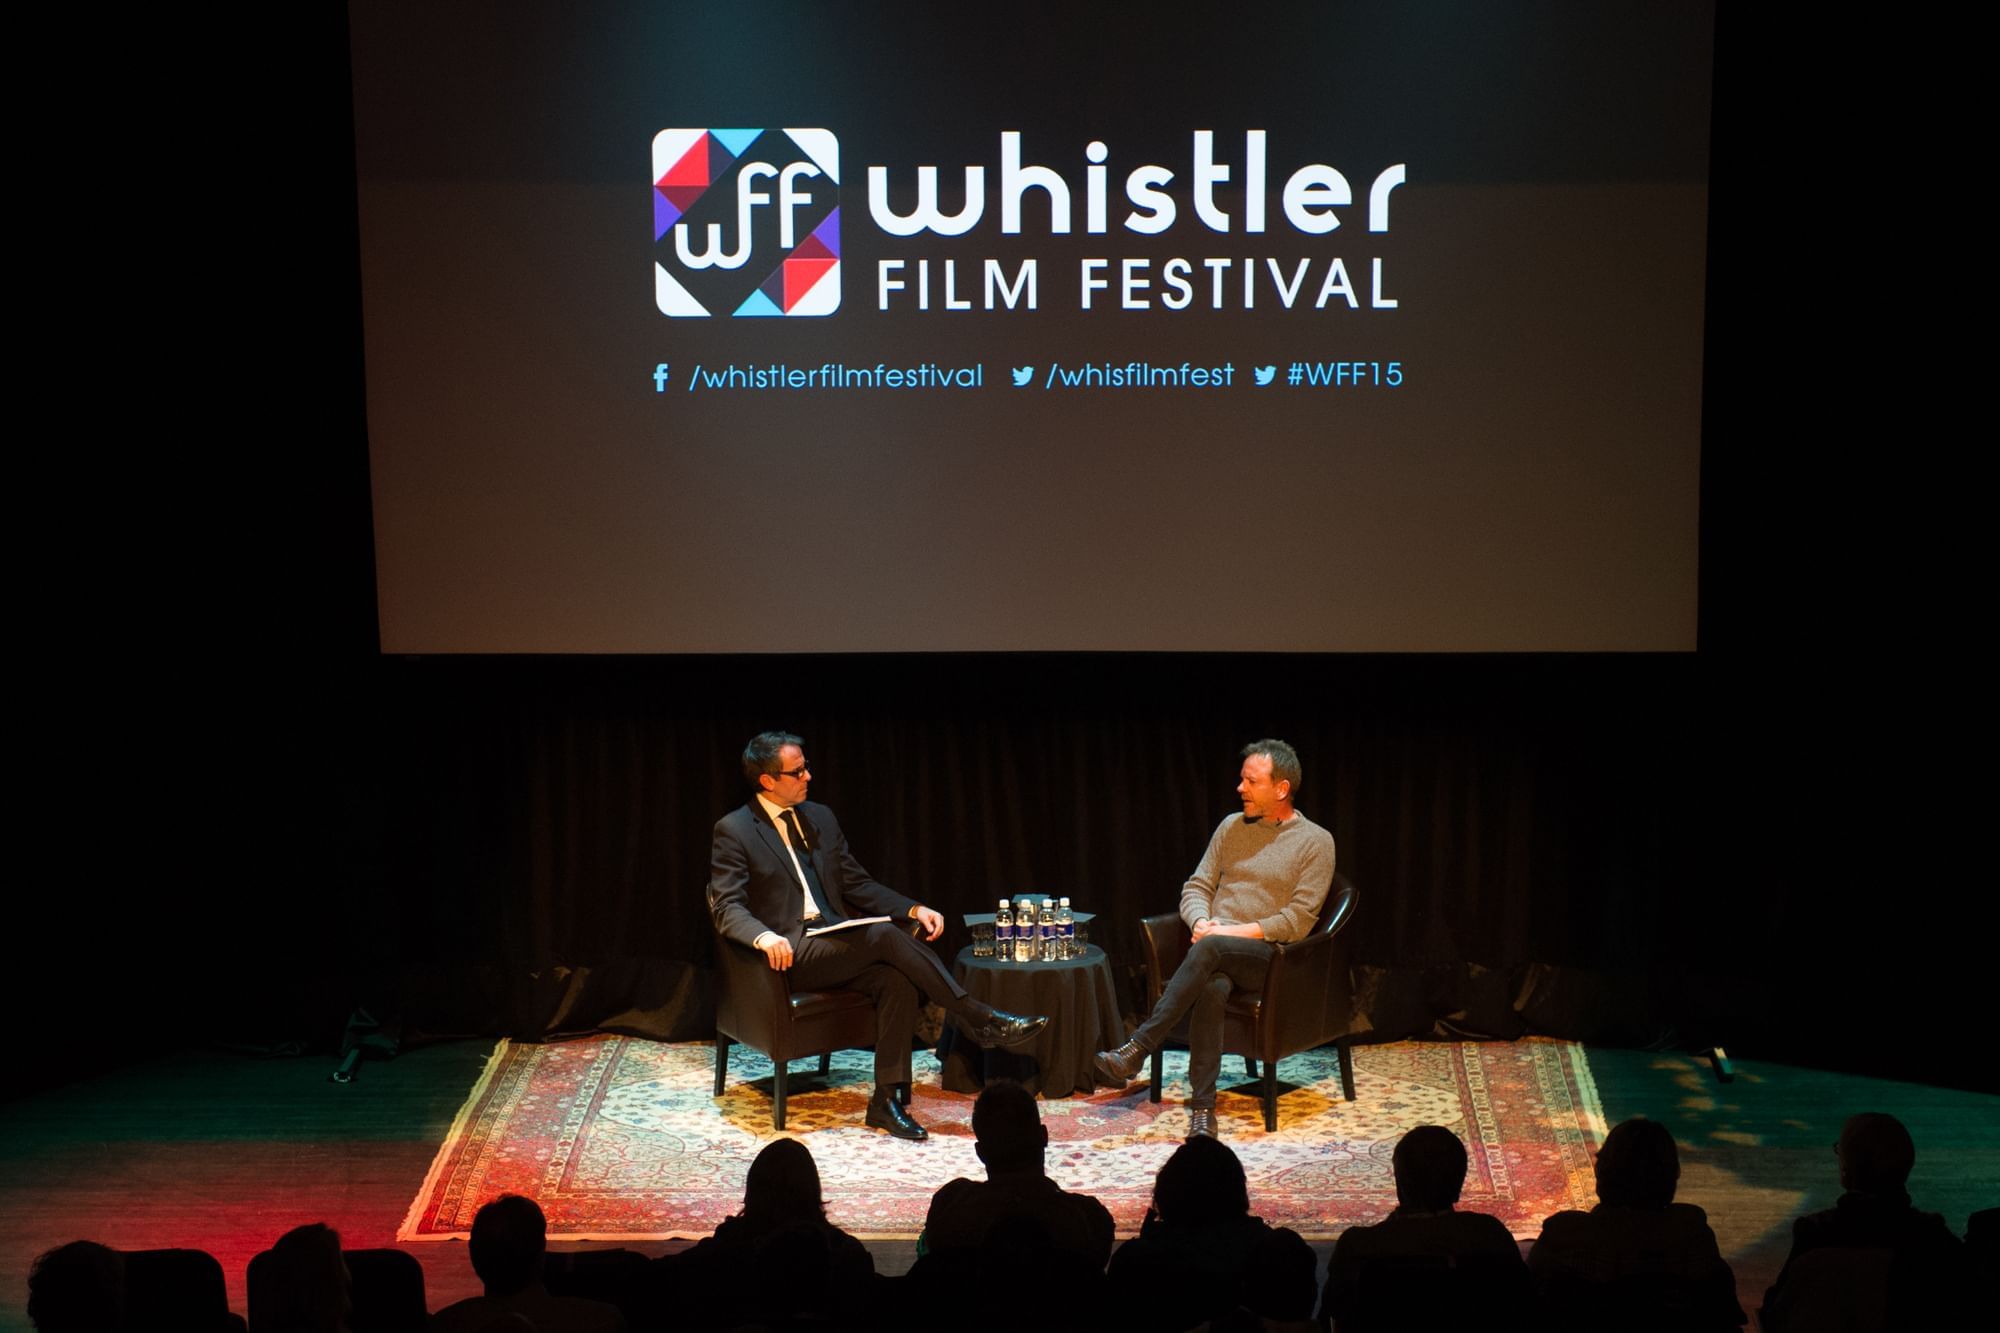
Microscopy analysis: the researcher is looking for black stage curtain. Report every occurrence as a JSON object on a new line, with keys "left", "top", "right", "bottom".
{"left": 291, "top": 652, "right": 1761, "bottom": 1054}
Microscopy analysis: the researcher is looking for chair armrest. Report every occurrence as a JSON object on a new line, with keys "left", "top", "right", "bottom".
{"left": 1320, "top": 875, "right": 1360, "bottom": 937}
{"left": 716, "top": 919, "right": 928, "bottom": 1018}
{"left": 1260, "top": 923, "right": 1355, "bottom": 1056}
{"left": 1139, "top": 913, "right": 1190, "bottom": 1006}
{"left": 713, "top": 934, "right": 791, "bottom": 1048}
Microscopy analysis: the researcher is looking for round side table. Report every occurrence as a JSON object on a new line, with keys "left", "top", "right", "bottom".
{"left": 937, "top": 944, "right": 1125, "bottom": 1097}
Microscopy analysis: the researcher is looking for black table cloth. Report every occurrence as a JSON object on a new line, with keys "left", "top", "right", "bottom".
{"left": 937, "top": 944, "right": 1125, "bottom": 1097}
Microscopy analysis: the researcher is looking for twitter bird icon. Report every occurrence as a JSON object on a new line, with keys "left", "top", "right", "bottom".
{"left": 1253, "top": 365, "right": 1277, "bottom": 386}
{"left": 1011, "top": 366, "right": 1035, "bottom": 387}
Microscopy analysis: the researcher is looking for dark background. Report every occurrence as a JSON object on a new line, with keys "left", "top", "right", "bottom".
{"left": 13, "top": 7, "right": 1981, "bottom": 1101}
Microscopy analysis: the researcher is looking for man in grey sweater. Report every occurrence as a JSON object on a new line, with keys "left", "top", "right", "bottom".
{"left": 1095, "top": 739, "right": 1335, "bottom": 1140}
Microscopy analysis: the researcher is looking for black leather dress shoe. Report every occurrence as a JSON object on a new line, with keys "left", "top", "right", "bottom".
{"left": 1186, "top": 1106, "right": 1218, "bottom": 1140}
{"left": 865, "top": 1090, "right": 928, "bottom": 1140}
{"left": 963, "top": 1010, "right": 1049, "bottom": 1050}
{"left": 1093, "top": 1039, "right": 1148, "bottom": 1085}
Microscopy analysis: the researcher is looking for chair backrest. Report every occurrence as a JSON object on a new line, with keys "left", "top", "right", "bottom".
{"left": 249, "top": 1247, "right": 427, "bottom": 1333}
{"left": 122, "top": 1248, "right": 239, "bottom": 1333}
{"left": 1314, "top": 873, "right": 1359, "bottom": 938}
{"left": 1344, "top": 1250, "right": 1530, "bottom": 1332}
{"left": 344, "top": 1248, "right": 428, "bottom": 1333}
{"left": 545, "top": 1246, "right": 654, "bottom": 1321}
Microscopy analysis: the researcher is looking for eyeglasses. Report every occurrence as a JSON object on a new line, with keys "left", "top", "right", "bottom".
{"left": 777, "top": 762, "right": 812, "bottom": 779}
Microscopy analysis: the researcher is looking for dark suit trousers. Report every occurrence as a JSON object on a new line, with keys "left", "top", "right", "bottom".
{"left": 1130, "top": 934, "right": 1273, "bottom": 1108}
{"left": 790, "top": 922, "right": 973, "bottom": 1086}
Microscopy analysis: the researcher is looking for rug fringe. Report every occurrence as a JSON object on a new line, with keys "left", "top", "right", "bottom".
{"left": 1569, "top": 1041, "right": 1610, "bottom": 1146}
{"left": 397, "top": 1038, "right": 510, "bottom": 1243}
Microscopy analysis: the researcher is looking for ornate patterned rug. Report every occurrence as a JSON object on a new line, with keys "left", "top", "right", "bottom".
{"left": 400, "top": 1037, "right": 1603, "bottom": 1242}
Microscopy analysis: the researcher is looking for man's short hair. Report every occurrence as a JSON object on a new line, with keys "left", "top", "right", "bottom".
{"left": 27, "top": 1241, "right": 126, "bottom": 1333}
{"left": 469, "top": 1194, "right": 547, "bottom": 1297}
{"left": 742, "top": 731, "right": 805, "bottom": 788}
{"left": 1153, "top": 1136, "right": 1249, "bottom": 1222}
{"left": 1594, "top": 1118, "right": 1681, "bottom": 1208}
{"left": 265, "top": 1223, "right": 351, "bottom": 1328}
{"left": 1392, "top": 1125, "right": 1468, "bottom": 1210}
{"left": 971, "top": 1080, "right": 1046, "bottom": 1171}
{"left": 1839, "top": 1112, "right": 1917, "bottom": 1195}
{"left": 1242, "top": 738, "right": 1302, "bottom": 795}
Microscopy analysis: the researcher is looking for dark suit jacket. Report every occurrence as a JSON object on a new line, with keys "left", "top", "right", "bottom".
{"left": 708, "top": 799, "right": 917, "bottom": 948}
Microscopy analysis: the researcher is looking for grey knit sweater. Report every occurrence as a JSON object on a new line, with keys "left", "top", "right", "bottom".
{"left": 1178, "top": 811, "right": 1336, "bottom": 942}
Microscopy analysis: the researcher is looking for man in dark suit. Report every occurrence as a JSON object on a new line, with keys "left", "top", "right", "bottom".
{"left": 709, "top": 731, "right": 1047, "bottom": 1139}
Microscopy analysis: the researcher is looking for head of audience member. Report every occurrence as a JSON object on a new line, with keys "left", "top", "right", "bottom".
{"left": 1392, "top": 1125, "right": 1469, "bottom": 1211}
{"left": 263, "top": 1222, "right": 352, "bottom": 1333}
{"left": 27, "top": 1240, "right": 125, "bottom": 1333}
{"left": 1593, "top": 1117, "right": 1681, "bottom": 1209}
{"left": 972, "top": 1080, "right": 1048, "bottom": 1175}
{"left": 1153, "top": 1136, "right": 1250, "bottom": 1225}
{"left": 740, "top": 1137, "right": 828, "bottom": 1234}
{"left": 469, "top": 1194, "right": 549, "bottom": 1298}
{"left": 1837, "top": 1112, "right": 1917, "bottom": 1198}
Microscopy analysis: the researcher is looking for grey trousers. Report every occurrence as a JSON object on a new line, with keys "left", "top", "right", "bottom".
{"left": 1130, "top": 934, "right": 1272, "bottom": 1107}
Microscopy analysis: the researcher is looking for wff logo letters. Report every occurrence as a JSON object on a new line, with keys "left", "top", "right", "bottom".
{"left": 652, "top": 128, "right": 840, "bottom": 317}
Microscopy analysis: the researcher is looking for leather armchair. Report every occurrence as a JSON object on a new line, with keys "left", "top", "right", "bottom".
{"left": 711, "top": 922, "right": 922, "bottom": 1129}
{"left": 1138, "top": 874, "right": 1359, "bottom": 1130}
{"left": 247, "top": 1247, "right": 425, "bottom": 1333}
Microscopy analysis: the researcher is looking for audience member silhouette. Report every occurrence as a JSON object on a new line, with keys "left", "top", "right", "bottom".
{"left": 430, "top": 1194, "right": 624, "bottom": 1333}
{"left": 26, "top": 1240, "right": 126, "bottom": 1333}
{"left": 1760, "top": 1111, "right": 1970, "bottom": 1333}
{"left": 27, "top": 1096, "right": 2000, "bottom": 1333}
{"left": 1106, "top": 1135, "right": 1316, "bottom": 1332}
{"left": 1319, "top": 1124, "right": 1530, "bottom": 1332}
{"left": 253, "top": 1223, "right": 352, "bottom": 1333}
{"left": 906, "top": 1080, "right": 1114, "bottom": 1330}
{"left": 673, "top": 1136, "right": 877, "bottom": 1331}
{"left": 917, "top": 1079, "right": 1115, "bottom": 1268}
{"left": 1528, "top": 1116, "right": 1744, "bottom": 1331}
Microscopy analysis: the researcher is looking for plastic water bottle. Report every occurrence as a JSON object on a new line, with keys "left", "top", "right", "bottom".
{"left": 1039, "top": 899, "right": 1057, "bottom": 961}
{"left": 995, "top": 899, "right": 1013, "bottom": 959}
{"left": 1014, "top": 900, "right": 1036, "bottom": 962}
{"left": 1058, "top": 897, "right": 1074, "bottom": 958}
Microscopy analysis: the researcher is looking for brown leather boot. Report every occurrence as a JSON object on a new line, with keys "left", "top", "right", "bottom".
{"left": 1093, "top": 1039, "right": 1148, "bottom": 1086}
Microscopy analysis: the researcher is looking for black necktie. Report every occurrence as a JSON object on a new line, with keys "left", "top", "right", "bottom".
{"left": 780, "top": 809, "right": 839, "bottom": 923}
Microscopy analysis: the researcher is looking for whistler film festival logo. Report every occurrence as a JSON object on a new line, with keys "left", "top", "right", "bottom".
{"left": 652, "top": 128, "right": 840, "bottom": 317}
